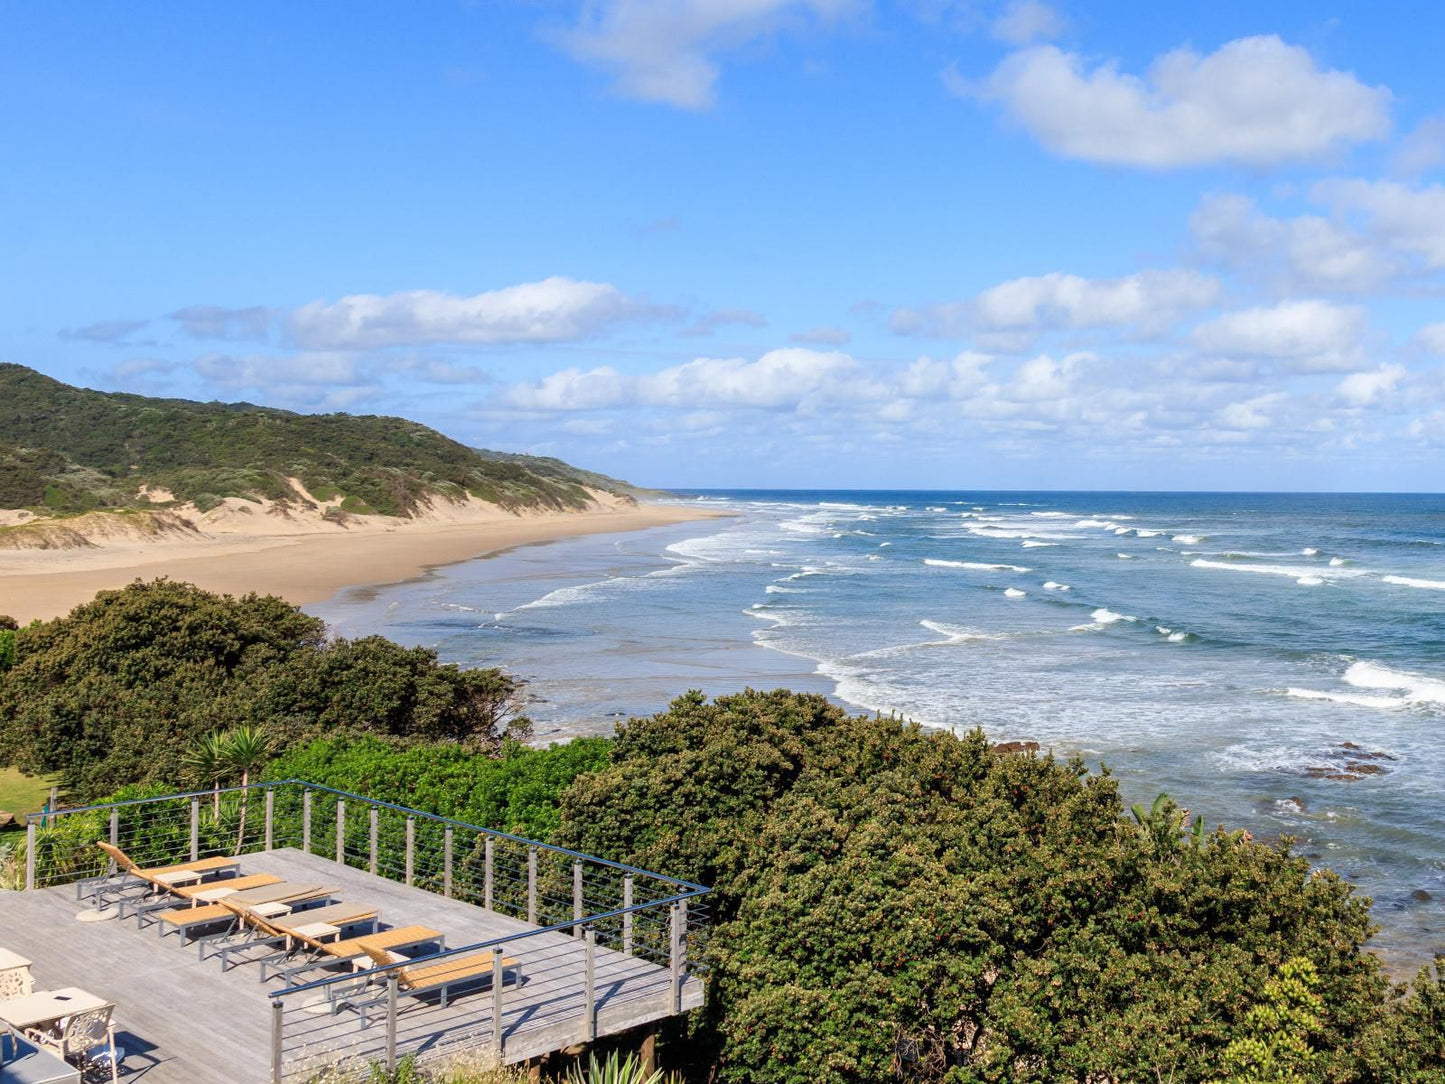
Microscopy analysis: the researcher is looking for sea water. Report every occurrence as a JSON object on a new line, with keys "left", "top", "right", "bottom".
{"left": 309, "top": 490, "right": 1445, "bottom": 968}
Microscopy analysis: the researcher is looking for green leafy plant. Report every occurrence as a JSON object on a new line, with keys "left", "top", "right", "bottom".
{"left": 566, "top": 1050, "right": 670, "bottom": 1084}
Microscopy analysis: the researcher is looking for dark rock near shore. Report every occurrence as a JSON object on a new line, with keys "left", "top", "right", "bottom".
{"left": 992, "top": 740, "right": 1040, "bottom": 755}
{"left": 1414, "top": 889, "right": 1433, "bottom": 903}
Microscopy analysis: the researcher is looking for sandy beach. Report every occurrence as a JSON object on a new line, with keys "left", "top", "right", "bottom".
{"left": 0, "top": 501, "right": 717, "bottom": 624}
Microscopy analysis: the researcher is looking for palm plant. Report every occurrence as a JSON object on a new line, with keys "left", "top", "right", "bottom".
{"left": 221, "top": 724, "right": 275, "bottom": 854}
{"left": 183, "top": 730, "right": 229, "bottom": 822}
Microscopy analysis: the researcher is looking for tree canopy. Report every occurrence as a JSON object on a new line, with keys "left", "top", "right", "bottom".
{"left": 0, "top": 580, "right": 530, "bottom": 798}
{"left": 554, "top": 689, "right": 1442, "bottom": 1084}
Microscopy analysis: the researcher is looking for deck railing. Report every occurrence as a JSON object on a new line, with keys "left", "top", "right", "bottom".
{"left": 12, "top": 781, "right": 710, "bottom": 1081}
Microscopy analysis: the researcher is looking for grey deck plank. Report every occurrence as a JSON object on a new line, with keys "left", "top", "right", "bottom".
{"left": 0, "top": 847, "right": 703, "bottom": 1082}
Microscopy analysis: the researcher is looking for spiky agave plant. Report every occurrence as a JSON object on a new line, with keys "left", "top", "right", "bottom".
{"left": 566, "top": 1051, "right": 668, "bottom": 1084}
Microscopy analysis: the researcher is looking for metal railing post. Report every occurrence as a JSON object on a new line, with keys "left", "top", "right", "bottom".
{"left": 443, "top": 825, "right": 454, "bottom": 898}
{"left": 670, "top": 901, "right": 684, "bottom": 1014}
{"left": 385, "top": 975, "right": 398, "bottom": 1071}
{"left": 264, "top": 788, "right": 274, "bottom": 851}
{"left": 24, "top": 821, "right": 36, "bottom": 891}
{"left": 405, "top": 817, "right": 415, "bottom": 886}
{"left": 526, "top": 846, "right": 537, "bottom": 925}
{"left": 482, "top": 836, "right": 493, "bottom": 910}
{"left": 108, "top": 810, "right": 119, "bottom": 873}
{"left": 270, "top": 998, "right": 283, "bottom": 1084}
{"left": 582, "top": 927, "right": 597, "bottom": 1042}
{"left": 622, "top": 874, "right": 634, "bottom": 956}
{"left": 491, "top": 948, "right": 506, "bottom": 1058}
{"left": 302, "top": 789, "right": 312, "bottom": 854}
{"left": 369, "top": 807, "right": 379, "bottom": 875}
{"left": 572, "top": 860, "right": 583, "bottom": 937}
{"left": 189, "top": 798, "right": 199, "bottom": 861}
{"left": 335, "top": 800, "right": 346, "bottom": 865}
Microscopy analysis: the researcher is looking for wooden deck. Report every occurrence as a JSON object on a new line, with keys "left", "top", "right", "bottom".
{"left": 0, "top": 847, "right": 703, "bottom": 1082}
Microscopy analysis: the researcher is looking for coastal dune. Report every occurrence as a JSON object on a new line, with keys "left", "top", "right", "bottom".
{"left": 0, "top": 496, "right": 715, "bottom": 623}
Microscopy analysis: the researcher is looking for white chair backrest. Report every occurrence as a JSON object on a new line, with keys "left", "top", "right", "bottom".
{"left": 61, "top": 1006, "right": 111, "bottom": 1048}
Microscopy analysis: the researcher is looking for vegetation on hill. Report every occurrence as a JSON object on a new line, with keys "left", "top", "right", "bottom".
{"left": 0, "top": 364, "right": 637, "bottom": 515}
{"left": 554, "top": 689, "right": 1445, "bottom": 1084}
{"left": 0, "top": 580, "right": 530, "bottom": 798}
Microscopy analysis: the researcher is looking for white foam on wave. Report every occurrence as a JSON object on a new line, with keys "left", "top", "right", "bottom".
{"left": 1383, "top": 574, "right": 1445, "bottom": 591}
{"left": 1136, "top": 529, "right": 1162, "bottom": 538}
{"left": 1117, "top": 553, "right": 1135, "bottom": 560}
{"left": 926, "top": 506, "right": 948, "bottom": 512}
{"left": 867, "top": 554, "right": 883, "bottom": 561}
{"left": 1173, "top": 534, "right": 1205, "bottom": 544}
{"left": 1115, "top": 526, "right": 1132, "bottom": 535}
{"left": 1190, "top": 558, "right": 1367, "bottom": 583}
{"left": 502, "top": 575, "right": 634, "bottom": 614}
{"left": 1003, "top": 587, "right": 1027, "bottom": 598}
{"left": 1302, "top": 547, "right": 1319, "bottom": 556}
{"left": 764, "top": 584, "right": 803, "bottom": 594}
{"left": 924, "top": 558, "right": 1031, "bottom": 572}
{"left": 1286, "top": 660, "right": 1445, "bottom": 711}
{"left": 1092, "top": 607, "right": 1135, "bottom": 625}
{"left": 1030, "top": 511, "right": 1072, "bottom": 518}
{"left": 1155, "top": 625, "right": 1189, "bottom": 643}
{"left": 879, "top": 542, "right": 892, "bottom": 547}
{"left": 1042, "top": 581, "right": 1070, "bottom": 591}
{"left": 1329, "top": 557, "right": 1347, "bottom": 567}
{"left": 918, "top": 619, "right": 1006, "bottom": 643}
{"left": 1021, "top": 540, "right": 1057, "bottom": 548}
{"left": 1345, "top": 661, "right": 1445, "bottom": 704}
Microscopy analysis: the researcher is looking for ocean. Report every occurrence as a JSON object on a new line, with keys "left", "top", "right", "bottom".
{"left": 309, "top": 490, "right": 1445, "bottom": 968}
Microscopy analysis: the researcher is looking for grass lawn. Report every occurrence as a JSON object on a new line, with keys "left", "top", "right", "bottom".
{"left": 0, "top": 766, "right": 58, "bottom": 816}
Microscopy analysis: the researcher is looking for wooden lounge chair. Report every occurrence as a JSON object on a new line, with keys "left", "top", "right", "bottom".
{"left": 337, "top": 945, "right": 521, "bottom": 1026}
{"left": 153, "top": 882, "right": 332, "bottom": 944}
{"left": 127, "top": 872, "right": 283, "bottom": 925}
{"left": 261, "top": 924, "right": 445, "bottom": 985}
{"left": 84, "top": 841, "right": 240, "bottom": 908}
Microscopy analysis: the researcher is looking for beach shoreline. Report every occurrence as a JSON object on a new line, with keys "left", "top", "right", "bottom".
{"left": 0, "top": 501, "right": 720, "bottom": 623}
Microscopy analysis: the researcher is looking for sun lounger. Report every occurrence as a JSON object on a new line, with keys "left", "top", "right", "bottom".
{"left": 336, "top": 945, "right": 521, "bottom": 1026}
{"left": 82, "top": 841, "right": 240, "bottom": 908}
{"left": 261, "top": 925, "right": 445, "bottom": 985}
{"left": 227, "top": 902, "right": 380, "bottom": 976}
{"left": 126, "top": 873, "right": 284, "bottom": 925}
{"left": 153, "top": 883, "right": 333, "bottom": 944}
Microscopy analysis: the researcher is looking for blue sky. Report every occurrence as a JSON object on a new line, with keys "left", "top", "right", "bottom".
{"left": 3, "top": 1, "right": 1444, "bottom": 490}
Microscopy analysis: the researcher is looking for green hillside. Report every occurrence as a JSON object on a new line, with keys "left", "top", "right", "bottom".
{"left": 0, "top": 364, "right": 638, "bottom": 516}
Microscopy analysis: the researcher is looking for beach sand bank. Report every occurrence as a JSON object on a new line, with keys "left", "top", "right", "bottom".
{"left": 0, "top": 502, "right": 717, "bottom": 623}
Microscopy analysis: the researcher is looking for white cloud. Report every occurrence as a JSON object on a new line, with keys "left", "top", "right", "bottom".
{"left": 990, "top": 0, "right": 1064, "bottom": 46}
{"left": 171, "top": 305, "right": 274, "bottom": 342}
{"left": 1189, "top": 193, "right": 1397, "bottom": 292}
{"left": 1415, "top": 323, "right": 1445, "bottom": 356}
{"left": 1312, "top": 179, "right": 1445, "bottom": 268}
{"left": 893, "top": 268, "right": 1218, "bottom": 340}
{"left": 974, "top": 35, "right": 1391, "bottom": 168}
{"left": 1192, "top": 300, "right": 1367, "bottom": 372}
{"left": 557, "top": 0, "right": 859, "bottom": 110}
{"left": 1216, "top": 393, "right": 1286, "bottom": 430}
{"left": 288, "top": 278, "right": 656, "bottom": 349}
{"left": 506, "top": 347, "right": 859, "bottom": 411}
{"left": 1392, "top": 116, "right": 1445, "bottom": 176}
{"left": 1337, "top": 364, "right": 1404, "bottom": 406}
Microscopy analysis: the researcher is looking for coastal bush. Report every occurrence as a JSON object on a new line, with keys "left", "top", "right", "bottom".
{"left": 262, "top": 734, "right": 611, "bottom": 840}
{"left": 0, "top": 580, "right": 531, "bottom": 798}
{"left": 554, "top": 689, "right": 1433, "bottom": 1084}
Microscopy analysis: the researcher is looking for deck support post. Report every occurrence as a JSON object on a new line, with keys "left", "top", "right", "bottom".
{"left": 622, "top": 874, "right": 634, "bottom": 956}
{"left": 491, "top": 948, "right": 506, "bottom": 1059}
{"left": 483, "top": 837, "right": 493, "bottom": 910}
{"left": 24, "top": 821, "right": 35, "bottom": 891}
{"left": 369, "top": 807, "right": 379, "bottom": 875}
{"left": 443, "top": 825, "right": 454, "bottom": 898}
{"left": 405, "top": 817, "right": 415, "bottom": 886}
{"left": 582, "top": 927, "right": 596, "bottom": 1043}
{"left": 385, "top": 975, "right": 399, "bottom": 1071}
{"left": 335, "top": 800, "right": 346, "bottom": 865}
{"left": 264, "top": 789, "right": 274, "bottom": 851}
{"left": 639, "top": 1029, "right": 657, "bottom": 1075}
{"left": 270, "top": 998, "right": 283, "bottom": 1084}
{"left": 189, "top": 798, "right": 199, "bottom": 862}
{"left": 302, "top": 789, "right": 312, "bottom": 854}
{"left": 572, "top": 860, "right": 583, "bottom": 936}
{"left": 669, "top": 901, "right": 684, "bottom": 1014}
{"left": 527, "top": 847, "right": 537, "bottom": 925}
{"left": 108, "top": 810, "right": 119, "bottom": 873}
